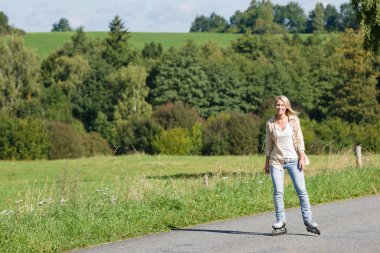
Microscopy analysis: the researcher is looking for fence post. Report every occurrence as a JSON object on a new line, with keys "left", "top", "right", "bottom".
{"left": 203, "top": 174, "right": 209, "bottom": 187}
{"left": 355, "top": 146, "right": 363, "bottom": 168}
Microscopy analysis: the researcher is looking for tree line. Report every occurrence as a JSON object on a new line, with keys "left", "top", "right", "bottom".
{"left": 190, "top": 0, "right": 358, "bottom": 34}
{"left": 0, "top": 14, "right": 379, "bottom": 160}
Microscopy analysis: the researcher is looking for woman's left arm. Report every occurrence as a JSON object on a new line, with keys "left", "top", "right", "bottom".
{"left": 294, "top": 118, "right": 306, "bottom": 171}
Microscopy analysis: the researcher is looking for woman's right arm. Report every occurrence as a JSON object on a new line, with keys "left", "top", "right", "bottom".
{"left": 264, "top": 123, "right": 273, "bottom": 174}
{"left": 265, "top": 156, "right": 270, "bottom": 174}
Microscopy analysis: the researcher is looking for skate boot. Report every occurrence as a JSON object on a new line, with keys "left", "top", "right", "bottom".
{"left": 272, "top": 221, "right": 287, "bottom": 236}
{"left": 304, "top": 220, "right": 320, "bottom": 235}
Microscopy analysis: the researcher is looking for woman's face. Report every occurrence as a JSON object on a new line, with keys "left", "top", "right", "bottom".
{"left": 275, "top": 99, "right": 286, "bottom": 116}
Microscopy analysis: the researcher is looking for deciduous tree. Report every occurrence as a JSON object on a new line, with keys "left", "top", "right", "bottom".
{"left": 0, "top": 38, "right": 41, "bottom": 114}
{"left": 51, "top": 18, "right": 72, "bottom": 32}
{"left": 352, "top": 0, "right": 380, "bottom": 53}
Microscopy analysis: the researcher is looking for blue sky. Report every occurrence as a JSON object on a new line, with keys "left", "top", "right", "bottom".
{"left": 1, "top": 0, "right": 348, "bottom": 32}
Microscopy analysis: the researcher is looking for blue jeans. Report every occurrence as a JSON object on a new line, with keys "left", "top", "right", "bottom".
{"left": 270, "top": 159, "right": 313, "bottom": 223}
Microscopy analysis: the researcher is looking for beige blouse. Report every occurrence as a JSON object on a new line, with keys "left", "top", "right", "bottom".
{"left": 265, "top": 115, "right": 306, "bottom": 169}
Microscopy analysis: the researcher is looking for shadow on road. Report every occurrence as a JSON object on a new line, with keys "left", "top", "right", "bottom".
{"left": 170, "top": 227, "right": 314, "bottom": 237}
{"left": 171, "top": 227, "right": 272, "bottom": 236}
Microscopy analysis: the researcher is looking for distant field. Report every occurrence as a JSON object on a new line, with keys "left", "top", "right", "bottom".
{"left": 23, "top": 32, "right": 242, "bottom": 59}
{"left": 23, "top": 31, "right": 339, "bottom": 60}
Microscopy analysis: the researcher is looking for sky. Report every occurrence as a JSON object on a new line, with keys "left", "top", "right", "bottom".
{"left": 1, "top": 0, "right": 348, "bottom": 33}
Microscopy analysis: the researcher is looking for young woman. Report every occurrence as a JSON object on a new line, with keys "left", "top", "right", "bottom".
{"left": 264, "top": 95, "right": 320, "bottom": 236}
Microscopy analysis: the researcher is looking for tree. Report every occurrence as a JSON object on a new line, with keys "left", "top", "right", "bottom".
{"left": 148, "top": 42, "right": 210, "bottom": 116}
{"left": 142, "top": 41, "right": 163, "bottom": 59}
{"left": 190, "top": 15, "right": 209, "bottom": 32}
{"left": 51, "top": 18, "right": 72, "bottom": 32}
{"left": 0, "top": 37, "right": 41, "bottom": 114}
{"left": 274, "top": 2, "right": 307, "bottom": 33}
{"left": 0, "top": 11, "right": 9, "bottom": 33}
{"left": 328, "top": 30, "right": 379, "bottom": 123}
{"left": 229, "top": 0, "right": 279, "bottom": 34}
{"left": 103, "top": 15, "right": 136, "bottom": 67}
{"left": 309, "top": 3, "right": 325, "bottom": 33}
{"left": 352, "top": 0, "right": 380, "bottom": 54}
{"left": 252, "top": 0, "right": 274, "bottom": 34}
{"left": 0, "top": 11, "right": 24, "bottom": 35}
{"left": 107, "top": 65, "right": 151, "bottom": 122}
{"left": 339, "top": 3, "right": 360, "bottom": 31}
{"left": 229, "top": 10, "right": 246, "bottom": 33}
{"left": 190, "top": 12, "right": 228, "bottom": 32}
{"left": 208, "top": 12, "right": 228, "bottom": 32}
{"left": 324, "top": 4, "right": 341, "bottom": 32}
{"left": 50, "top": 55, "right": 91, "bottom": 96}
{"left": 71, "top": 26, "right": 88, "bottom": 54}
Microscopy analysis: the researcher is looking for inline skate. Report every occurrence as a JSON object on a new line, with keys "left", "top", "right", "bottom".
{"left": 304, "top": 220, "right": 320, "bottom": 235}
{"left": 272, "top": 221, "right": 287, "bottom": 236}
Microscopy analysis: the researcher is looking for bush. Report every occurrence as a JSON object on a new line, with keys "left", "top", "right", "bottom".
{"left": 202, "top": 113, "right": 229, "bottom": 155}
{"left": 152, "top": 102, "right": 202, "bottom": 130}
{"left": 82, "top": 132, "right": 112, "bottom": 157}
{"left": 152, "top": 128, "right": 193, "bottom": 155}
{"left": 226, "top": 112, "right": 260, "bottom": 154}
{"left": 116, "top": 117, "right": 162, "bottom": 154}
{"left": 313, "top": 118, "right": 354, "bottom": 153}
{"left": 301, "top": 118, "right": 380, "bottom": 154}
{"left": 0, "top": 115, "right": 50, "bottom": 160}
{"left": 46, "top": 121, "right": 85, "bottom": 159}
{"left": 202, "top": 112, "right": 260, "bottom": 155}
{"left": 349, "top": 120, "right": 380, "bottom": 153}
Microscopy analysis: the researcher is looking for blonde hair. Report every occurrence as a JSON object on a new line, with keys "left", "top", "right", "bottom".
{"left": 275, "top": 95, "right": 299, "bottom": 116}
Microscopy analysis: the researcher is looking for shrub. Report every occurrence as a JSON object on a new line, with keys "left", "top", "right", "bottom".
{"left": 301, "top": 118, "right": 325, "bottom": 154}
{"left": 350, "top": 120, "right": 380, "bottom": 153}
{"left": 152, "top": 128, "right": 193, "bottom": 155}
{"left": 152, "top": 102, "right": 202, "bottom": 130}
{"left": 0, "top": 115, "right": 50, "bottom": 160}
{"left": 82, "top": 132, "right": 112, "bottom": 157}
{"left": 202, "top": 113, "right": 230, "bottom": 155}
{"left": 226, "top": 112, "right": 260, "bottom": 154}
{"left": 46, "top": 121, "right": 85, "bottom": 159}
{"left": 190, "top": 122, "right": 202, "bottom": 155}
{"left": 313, "top": 118, "right": 354, "bottom": 153}
{"left": 116, "top": 117, "right": 162, "bottom": 154}
{"left": 202, "top": 112, "right": 260, "bottom": 155}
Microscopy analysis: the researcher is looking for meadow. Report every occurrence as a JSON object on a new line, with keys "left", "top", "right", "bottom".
{"left": 23, "top": 32, "right": 339, "bottom": 60}
{"left": 0, "top": 153, "right": 379, "bottom": 252}
{"left": 23, "top": 32, "right": 242, "bottom": 59}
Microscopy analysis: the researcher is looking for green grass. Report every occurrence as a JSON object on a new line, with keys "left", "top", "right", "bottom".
{"left": 0, "top": 154, "right": 379, "bottom": 252}
{"left": 23, "top": 32, "right": 242, "bottom": 59}
{"left": 22, "top": 31, "right": 340, "bottom": 60}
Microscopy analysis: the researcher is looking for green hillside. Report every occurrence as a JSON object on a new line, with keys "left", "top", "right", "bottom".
{"left": 24, "top": 32, "right": 242, "bottom": 59}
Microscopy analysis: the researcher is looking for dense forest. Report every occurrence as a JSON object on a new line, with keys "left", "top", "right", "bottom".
{"left": 0, "top": 3, "right": 379, "bottom": 160}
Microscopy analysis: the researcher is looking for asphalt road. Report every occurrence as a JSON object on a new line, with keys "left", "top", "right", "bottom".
{"left": 72, "top": 195, "right": 380, "bottom": 253}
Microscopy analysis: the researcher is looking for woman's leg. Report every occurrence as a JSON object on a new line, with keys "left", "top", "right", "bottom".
{"left": 285, "top": 160, "right": 313, "bottom": 222}
{"left": 270, "top": 166, "right": 286, "bottom": 222}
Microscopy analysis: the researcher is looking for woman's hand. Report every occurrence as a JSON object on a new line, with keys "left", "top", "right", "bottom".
{"left": 299, "top": 152, "right": 305, "bottom": 171}
{"left": 264, "top": 163, "right": 270, "bottom": 174}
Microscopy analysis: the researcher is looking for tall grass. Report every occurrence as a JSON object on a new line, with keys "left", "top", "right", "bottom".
{"left": 0, "top": 154, "right": 379, "bottom": 252}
